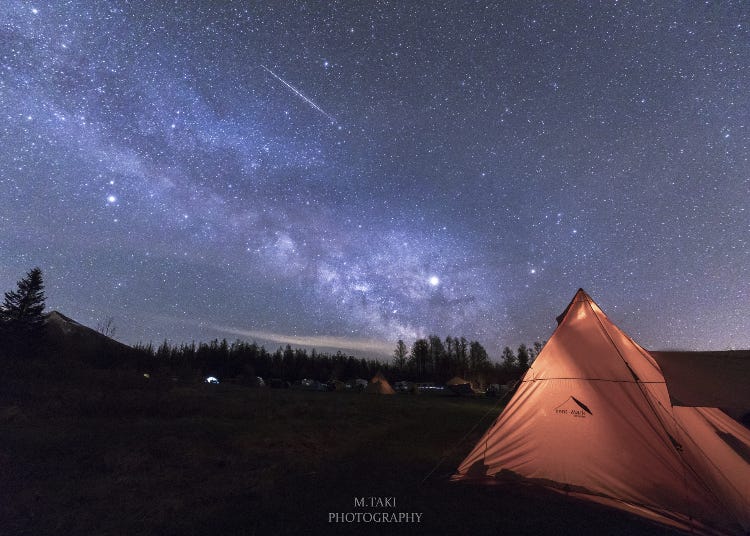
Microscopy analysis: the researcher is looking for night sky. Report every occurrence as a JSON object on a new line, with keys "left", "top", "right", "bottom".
{"left": 2, "top": 1, "right": 748, "bottom": 358}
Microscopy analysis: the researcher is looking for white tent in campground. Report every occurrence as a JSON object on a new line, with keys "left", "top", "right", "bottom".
{"left": 453, "top": 289, "right": 750, "bottom": 536}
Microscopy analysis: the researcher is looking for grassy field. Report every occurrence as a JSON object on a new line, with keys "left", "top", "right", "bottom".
{"left": 2, "top": 360, "right": 682, "bottom": 535}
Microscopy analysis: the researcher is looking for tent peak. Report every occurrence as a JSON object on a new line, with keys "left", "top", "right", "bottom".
{"left": 556, "top": 288, "right": 596, "bottom": 325}
{"left": 574, "top": 288, "right": 591, "bottom": 299}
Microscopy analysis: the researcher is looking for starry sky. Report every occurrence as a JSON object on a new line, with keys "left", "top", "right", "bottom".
{"left": 1, "top": 1, "right": 749, "bottom": 358}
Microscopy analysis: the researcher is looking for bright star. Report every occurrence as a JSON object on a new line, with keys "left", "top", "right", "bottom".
{"left": 107, "top": 195, "right": 117, "bottom": 203}
{"left": 428, "top": 276, "right": 440, "bottom": 286}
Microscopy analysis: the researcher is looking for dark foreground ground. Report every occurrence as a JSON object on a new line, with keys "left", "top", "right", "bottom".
{"left": 2, "top": 359, "right": 682, "bottom": 536}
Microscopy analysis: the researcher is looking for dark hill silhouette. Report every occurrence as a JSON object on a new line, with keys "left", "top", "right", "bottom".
{"left": 44, "top": 311, "right": 141, "bottom": 367}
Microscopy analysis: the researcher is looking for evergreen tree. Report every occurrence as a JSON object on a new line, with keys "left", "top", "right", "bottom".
{"left": 428, "top": 335, "right": 446, "bottom": 379}
{"left": 1, "top": 267, "right": 46, "bottom": 333}
{"left": 393, "top": 339, "right": 408, "bottom": 370}
{"left": 469, "top": 341, "right": 490, "bottom": 374}
{"left": 444, "top": 336, "right": 455, "bottom": 366}
{"left": 409, "top": 338, "right": 430, "bottom": 380}
{"left": 455, "top": 336, "right": 468, "bottom": 376}
{"left": 517, "top": 343, "right": 530, "bottom": 370}
{"left": 156, "top": 339, "right": 171, "bottom": 360}
{"left": 501, "top": 346, "right": 516, "bottom": 369}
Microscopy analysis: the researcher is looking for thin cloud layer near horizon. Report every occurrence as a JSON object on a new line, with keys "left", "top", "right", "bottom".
{"left": 1, "top": 1, "right": 748, "bottom": 358}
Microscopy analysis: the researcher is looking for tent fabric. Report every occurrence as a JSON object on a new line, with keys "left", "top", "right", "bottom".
{"left": 672, "top": 407, "right": 750, "bottom": 532}
{"left": 365, "top": 372, "right": 395, "bottom": 395}
{"left": 453, "top": 289, "right": 750, "bottom": 536}
{"left": 446, "top": 376, "right": 470, "bottom": 386}
{"left": 650, "top": 350, "right": 750, "bottom": 422}
{"left": 446, "top": 377, "right": 474, "bottom": 396}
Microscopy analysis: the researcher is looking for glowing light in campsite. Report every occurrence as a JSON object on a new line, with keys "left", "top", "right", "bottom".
{"left": 205, "top": 376, "right": 219, "bottom": 384}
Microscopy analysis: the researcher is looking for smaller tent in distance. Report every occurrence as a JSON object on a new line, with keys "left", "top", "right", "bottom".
{"left": 446, "top": 376, "right": 474, "bottom": 396}
{"left": 365, "top": 372, "right": 395, "bottom": 395}
{"left": 446, "top": 376, "right": 470, "bottom": 386}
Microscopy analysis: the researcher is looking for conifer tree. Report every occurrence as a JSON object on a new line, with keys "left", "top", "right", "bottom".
{"left": 517, "top": 343, "right": 530, "bottom": 370}
{"left": 501, "top": 346, "right": 516, "bottom": 369}
{"left": 469, "top": 341, "right": 489, "bottom": 373}
{"left": 1, "top": 267, "right": 46, "bottom": 333}
{"left": 393, "top": 339, "right": 408, "bottom": 370}
{"left": 409, "top": 338, "right": 430, "bottom": 379}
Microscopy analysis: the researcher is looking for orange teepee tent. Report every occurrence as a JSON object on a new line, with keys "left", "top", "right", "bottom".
{"left": 365, "top": 371, "right": 395, "bottom": 395}
{"left": 453, "top": 289, "right": 750, "bottom": 535}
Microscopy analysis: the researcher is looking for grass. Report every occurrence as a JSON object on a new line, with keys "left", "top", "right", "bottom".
{"left": 1, "top": 360, "right": 682, "bottom": 535}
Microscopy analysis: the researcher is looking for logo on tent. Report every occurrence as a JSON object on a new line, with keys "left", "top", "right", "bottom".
{"left": 554, "top": 396, "right": 593, "bottom": 419}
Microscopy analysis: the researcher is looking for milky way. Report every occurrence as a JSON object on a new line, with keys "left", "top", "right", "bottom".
{"left": 1, "top": 1, "right": 748, "bottom": 357}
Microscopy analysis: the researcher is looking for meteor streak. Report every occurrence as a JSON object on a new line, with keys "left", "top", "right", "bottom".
{"left": 261, "top": 65, "right": 336, "bottom": 123}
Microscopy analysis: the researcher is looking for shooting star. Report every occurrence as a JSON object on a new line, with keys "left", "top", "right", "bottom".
{"left": 261, "top": 65, "right": 336, "bottom": 124}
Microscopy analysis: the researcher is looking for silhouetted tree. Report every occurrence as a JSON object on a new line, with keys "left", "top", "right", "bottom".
{"left": 455, "top": 336, "right": 468, "bottom": 376}
{"left": 97, "top": 316, "right": 116, "bottom": 338}
{"left": 428, "top": 335, "right": 447, "bottom": 380}
{"left": 501, "top": 346, "right": 516, "bottom": 369}
{"left": 1, "top": 267, "right": 46, "bottom": 330}
{"left": 517, "top": 343, "right": 530, "bottom": 371}
{"left": 393, "top": 339, "right": 408, "bottom": 370}
{"left": 445, "top": 336, "right": 455, "bottom": 366}
{"left": 409, "top": 338, "right": 430, "bottom": 380}
{"left": 0, "top": 268, "right": 46, "bottom": 360}
{"left": 469, "top": 341, "right": 490, "bottom": 373}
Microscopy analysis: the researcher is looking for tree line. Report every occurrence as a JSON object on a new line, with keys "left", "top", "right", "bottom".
{"left": 1, "top": 267, "right": 543, "bottom": 386}
{"left": 392, "top": 337, "right": 543, "bottom": 387}
{"left": 132, "top": 336, "right": 543, "bottom": 387}
{"left": 136, "top": 339, "right": 388, "bottom": 384}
